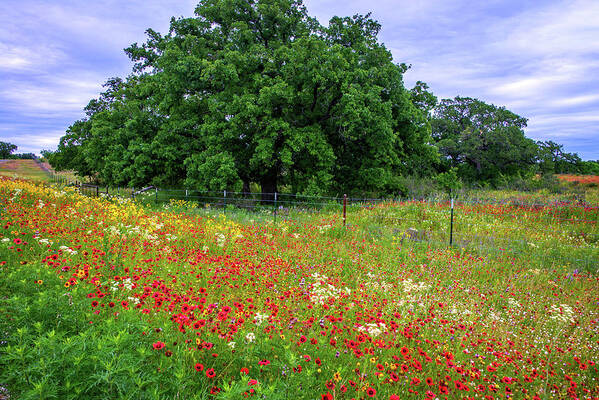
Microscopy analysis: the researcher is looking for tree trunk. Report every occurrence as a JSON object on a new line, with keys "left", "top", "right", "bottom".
{"left": 260, "top": 172, "right": 277, "bottom": 204}
{"left": 475, "top": 159, "right": 482, "bottom": 173}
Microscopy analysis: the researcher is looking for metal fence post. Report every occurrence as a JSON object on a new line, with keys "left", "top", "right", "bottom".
{"left": 449, "top": 197, "right": 454, "bottom": 246}
{"left": 155, "top": 187, "right": 158, "bottom": 203}
{"left": 96, "top": 186, "right": 99, "bottom": 197}
{"left": 274, "top": 192, "right": 278, "bottom": 223}
{"left": 343, "top": 194, "right": 347, "bottom": 227}
{"left": 223, "top": 190, "right": 227, "bottom": 213}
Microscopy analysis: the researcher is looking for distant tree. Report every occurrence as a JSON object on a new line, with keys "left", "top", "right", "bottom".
{"left": 12, "top": 153, "right": 36, "bottom": 159}
{"left": 0, "top": 141, "right": 17, "bottom": 159}
{"left": 51, "top": 0, "right": 437, "bottom": 197}
{"left": 536, "top": 140, "right": 582, "bottom": 174}
{"left": 431, "top": 97, "right": 537, "bottom": 183}
{"left": 578, "top": 160, "right": 599, "bottom": 176}
{"left": 435, "top": 167, "right": 461, "bottom": 195}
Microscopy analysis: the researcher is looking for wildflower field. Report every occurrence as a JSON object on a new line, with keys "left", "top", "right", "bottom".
{"left": 557, "top": 175, "right": 599, "bottom": 186}
{"left": 1, "top": 177, "right": 598, "bottom": 400}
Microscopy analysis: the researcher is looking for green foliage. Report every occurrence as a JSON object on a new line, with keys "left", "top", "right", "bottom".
{"left": 578, "top": 160, "right": 599, "bottom": 175}
{"left": 0, "top": 141, "right": 18, "bottom": 158}
{"left": 0, "top": 258, "right": 194, "bottom": 399}
{"left": 432, "top": 97, "right": 538, "bottom": 184}
{"left": 497, "top": 172, "right": 565, "bottom": 194}
{"left": 536, "top": 140, "right": 582, "bottom": 174}
{"left": 409, "top": 81, "right": 437, "bottom": 118}
{"left": 49, "top": 0, "right": 436, "bottom": 196}
{"left": 7, "top": 153, "right": 36, "bottom": 160}
{"left": 435, "top": 167, "right": 462, "bottom": 195}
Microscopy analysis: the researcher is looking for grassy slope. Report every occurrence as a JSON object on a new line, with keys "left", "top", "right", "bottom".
{"left": 0, "top": 160, "right": 50, "bottom": 182}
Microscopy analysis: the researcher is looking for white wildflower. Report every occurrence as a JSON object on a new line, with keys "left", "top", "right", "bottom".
{"left": 507, "top": 298, "right": 521, "bottom": 308}
{"left": 216, "top": 233, "right": 226, "bottom": 247}
{"left": 254, "top": 313, "right": 269, "bottom": 326}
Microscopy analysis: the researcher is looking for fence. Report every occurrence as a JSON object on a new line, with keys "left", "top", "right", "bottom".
{"left": 49, "top": 175, "right": 598, "bottom": 271}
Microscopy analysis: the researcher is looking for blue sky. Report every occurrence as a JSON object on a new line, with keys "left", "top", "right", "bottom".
{"left": 1, "top": 0, "right": 598, "bottom": 160}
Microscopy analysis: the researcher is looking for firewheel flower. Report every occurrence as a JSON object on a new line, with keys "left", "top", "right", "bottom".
{"left": 206, "top": 368, "right": 216, "bottom": 378}
{"left": 152, "top": 341, "right": 165, "bottom": 350}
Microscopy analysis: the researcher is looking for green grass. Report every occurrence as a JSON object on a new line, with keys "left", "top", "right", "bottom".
{"left": 0, "top": 160, "right": 51, "bottom": 182}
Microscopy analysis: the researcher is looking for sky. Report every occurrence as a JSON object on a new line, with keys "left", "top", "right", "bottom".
{"left": 1, "top": 0, "right": 598, "bottom": 160}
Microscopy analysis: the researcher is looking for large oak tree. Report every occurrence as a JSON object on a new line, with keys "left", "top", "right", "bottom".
{"left": 51, "top": 0, "right": 437, "bottom": 197}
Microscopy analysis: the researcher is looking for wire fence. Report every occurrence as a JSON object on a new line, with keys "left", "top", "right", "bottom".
{"left": 49, "top": 174, "right": 598, "bottom": 271}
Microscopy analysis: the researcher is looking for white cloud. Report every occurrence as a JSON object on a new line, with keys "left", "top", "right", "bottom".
{"left": 481, "top": 1, "right": 599, "bottom": 109}
{"left": 0, "top": 44, "right": 31, "bottom": 70}
{"left": 529, "top": 113, "right": 599, "bottom": 127}
{"left": 494, "top": 0, "right": 599, "bottom": 58}
{"left": 548, "top": 94, "right": 599, "bottom": 108}
{"left": 0, "top": 75, "right": 103, "bottom": 115}
{"left": 0, "top": 130, "right": 65, "bottom": 153}
{"left": 489, "top": 68, "right": 580, "bottom": 98}
{"left": 0, "top": 42, "right": 66, "bottom": 72}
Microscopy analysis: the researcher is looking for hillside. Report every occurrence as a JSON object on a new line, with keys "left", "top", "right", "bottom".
{"left": 0, "top": 159, "right": 50, "bottom": 181}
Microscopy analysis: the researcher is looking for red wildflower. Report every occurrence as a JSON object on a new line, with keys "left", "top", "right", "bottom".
{"left": 152, "top": 341, "right": 165, "bottom": 350}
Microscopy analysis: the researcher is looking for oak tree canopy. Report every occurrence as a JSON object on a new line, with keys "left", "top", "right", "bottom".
{"left": 49, "top": 0, "right": 437, "bottom": 196}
